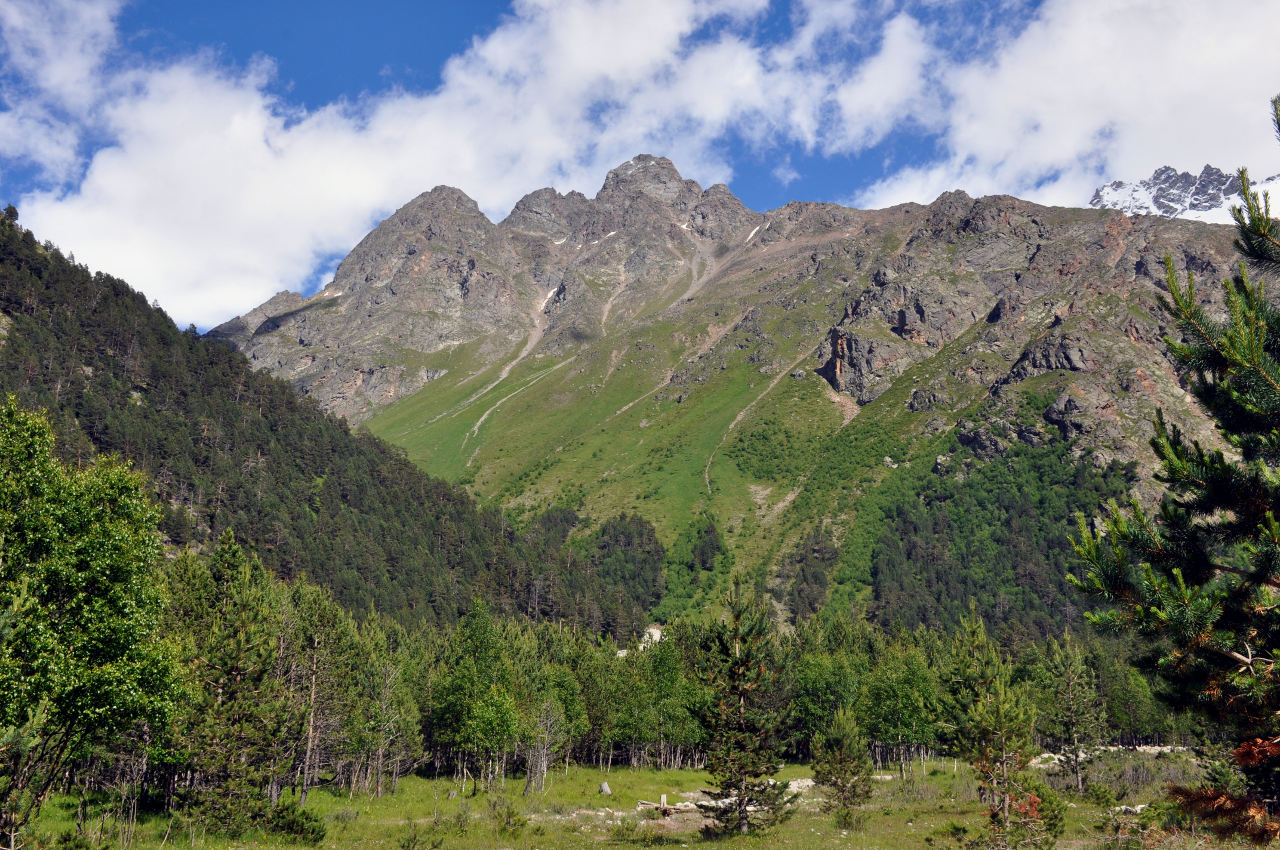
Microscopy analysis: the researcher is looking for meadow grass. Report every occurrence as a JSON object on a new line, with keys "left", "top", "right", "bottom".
{"left": 27, "top": 757, "right": 1218, "bottom": 850}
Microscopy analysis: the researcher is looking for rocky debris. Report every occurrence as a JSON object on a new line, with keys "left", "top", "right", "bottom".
{"left": 1044, "top": 391, "right": 1091, "bottom": 437}
{"left": 908, "top": 387, "right": 949, "bottom": 412}
{"left": 957, "top": 422, "right": 1007, "bottom": 460}
{"left": 1006, "top": 326, "right": 1102, "bottom": 382}
{"left": 1016, "top": 424, "right": 1047, "bottom": 447}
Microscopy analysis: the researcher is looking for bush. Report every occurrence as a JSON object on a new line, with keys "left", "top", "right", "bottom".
{"left": 1083, "top": 782, "right": 1116, "bottom": 806}
{"left": 487, "top": 796, "right": 527, "bottom": 836}
{"left": 833, "top": 807, "right": 867, "bottom": 830}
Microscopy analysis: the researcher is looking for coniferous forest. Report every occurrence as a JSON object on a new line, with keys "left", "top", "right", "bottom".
{"left": 8, "top": 99, "right": 1280, "bottom": 846}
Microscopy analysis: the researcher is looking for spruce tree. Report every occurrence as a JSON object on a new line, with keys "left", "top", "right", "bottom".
{"left": 1073, "top": 95, "right": 1280, "bottom": 841}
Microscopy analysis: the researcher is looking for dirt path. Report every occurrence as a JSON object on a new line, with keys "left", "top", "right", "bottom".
{"left": 606, "top": 307, "right": 753, "bottom": 423}
{"left": 461, "top": 356, "right": 577, "bottom": 458}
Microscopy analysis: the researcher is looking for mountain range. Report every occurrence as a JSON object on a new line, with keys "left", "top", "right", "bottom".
{"left": 210, "top": 155, "right": 1240, "bottom": 633}
{"left": 1089, "top": 163, "right": 1280, "bottom": 223}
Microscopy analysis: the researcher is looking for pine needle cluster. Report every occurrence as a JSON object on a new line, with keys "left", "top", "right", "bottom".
{"left": 1073, "top": 95, "right": 1280, "bottom": 842}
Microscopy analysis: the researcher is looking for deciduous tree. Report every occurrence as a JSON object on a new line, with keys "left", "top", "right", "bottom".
{"left": 0, "top": 398, "right": 176, "bottom": 848}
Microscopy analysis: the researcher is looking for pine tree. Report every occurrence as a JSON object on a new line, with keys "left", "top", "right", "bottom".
{"left": 811, "top": 706, "right": 873, "bottom": 829}
{"left": 697, "top": 579, "right": 796, "bottom": 835}
{"left": 1037, "top": 633, "right": 1103, "bottom": 794}
{"left": 1073, "top": 95, "right": 1280, "bottom": 841}
{"left": 170, "top": 533, "right": 302, "bottom": 835}
{"left": 964, "top": 672, "right": 1055, "bottom": 849}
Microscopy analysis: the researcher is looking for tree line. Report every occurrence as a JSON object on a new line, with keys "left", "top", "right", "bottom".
{"left": 0, "top": 396, "right": 1203, "bottom": 845}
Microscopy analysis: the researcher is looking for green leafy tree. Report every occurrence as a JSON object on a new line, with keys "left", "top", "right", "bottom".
{"left": 0, "top": 398, "right": 176, "bottom": 847}
{"left": 861, "top": 643, "right": 937, "bottom": 785}
{"left": 811, "top": 706, "right": 873, "bottom": 828}
{"left": 697, "top": 579, "right": 796, "bottom": 835}
{"left": 1073, "top": 95, "right": 1280, "bottom": 842}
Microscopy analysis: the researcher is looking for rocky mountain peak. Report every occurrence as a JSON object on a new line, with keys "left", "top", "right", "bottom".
{"left": 596, "top": 154, "right": 703, "bottom": 210}
{"left": 1089, "top": 164, "right": 1280, "bottom": 223}
{"left": 501, "top": 186, "right": 594, "bottom": 237}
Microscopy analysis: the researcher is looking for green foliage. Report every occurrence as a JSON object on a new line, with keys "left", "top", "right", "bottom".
{"left": 871, "top": 442, "right": 1133, "bottom": 639}
{"left": 485, "top": 795, "right": 528, "bottom": 836}
{"left": 697, "top": 579, "right": 797, "bottom": 834}
{"left": 266, "top": 800, "right": 326, "bottom": 844}
{"left": 1031, "top": 632, "right": 1104, "bottom": 792}
{"left": 652, "top": 513, "right": 730, "bottom": 622}
{"left": 0, "top": 397, "right": 177, "bottom": 843}
{"left": 860, "top": 643, "right": 938, "bottom": 764}
{"left": 1072, "top": 98, "right": 1280, "bottom": 842}
{"left": 781, "top": 527, "right": 837, "bottom": 622}
{"left": 0, "top": 221, "right": 655, "bottom": 635}
{"left": 166, "top": 533, "right": 299, "bottom": 834}
{"left": 726, "top": 413, "right": 819, "bottom": 480}
{"left": 811, "top": 707, "right": 873, "bottom": 825}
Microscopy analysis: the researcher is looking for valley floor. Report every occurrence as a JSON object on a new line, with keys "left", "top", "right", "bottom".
{"left": 31, "top": 758, "right": 1220, "bottom": 849}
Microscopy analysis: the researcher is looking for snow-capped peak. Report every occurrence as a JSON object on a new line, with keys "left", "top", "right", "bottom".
{"left": 1089, "top": 164, "right": 1280, "bottom": 224}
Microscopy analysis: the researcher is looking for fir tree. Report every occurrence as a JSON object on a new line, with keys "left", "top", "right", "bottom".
{"left": 1073, "top": 95, "right": 1280, "bottom": 841}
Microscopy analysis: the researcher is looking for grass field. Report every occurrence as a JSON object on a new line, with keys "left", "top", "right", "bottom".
{"left": 28, "top": 757, "right": 1217, "bottom": 850}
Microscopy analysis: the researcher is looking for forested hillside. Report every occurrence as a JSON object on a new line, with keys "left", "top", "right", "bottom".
{"left": 0, "top": 216, "right": 656, "bottom": 632}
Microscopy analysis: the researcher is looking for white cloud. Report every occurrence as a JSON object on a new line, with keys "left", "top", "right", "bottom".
{"left": 4, "top": 0, "right": 1280, "bottom": 328}
{"left": 772, "top": 157, "right": 800, "bottom": 185}
{"left": 856, "top": 0, "right": 1280, "bottom": 208}
{"left": 0, "top": 0, "right": 120, "bottom": 112}
{"left": 828, "top": 13, "right": 938, "bottom": 152}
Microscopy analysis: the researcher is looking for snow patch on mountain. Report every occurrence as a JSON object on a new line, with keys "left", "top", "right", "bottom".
{"left": 1090, "top": 165, "right": 1280, "bottom": 224}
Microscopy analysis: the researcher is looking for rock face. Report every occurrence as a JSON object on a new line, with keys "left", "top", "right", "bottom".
{"left": 211, "top": 155, "right": 761, "bottom": 421}
{"left": 809, "top": 192, "right": 1234, "bottom": 452}
{"left": 1090, "top": 164, "right": 1280, "bottom": 224}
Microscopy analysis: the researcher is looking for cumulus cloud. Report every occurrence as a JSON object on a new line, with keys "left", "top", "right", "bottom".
{"left": 856, "top": 0, "right": 1280, "bottom": 208}
{"left": 4, "top": 0, "right": 1280, "bottom": 327}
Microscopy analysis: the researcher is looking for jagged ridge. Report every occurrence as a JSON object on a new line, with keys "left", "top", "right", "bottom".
{"left": 1090, "top": 164, "right": 1280, "bottom": 223}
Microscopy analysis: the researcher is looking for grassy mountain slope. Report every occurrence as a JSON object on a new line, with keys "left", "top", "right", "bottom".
{"left": 352, "top": 199, "right": 1229, "bottom": 630}
{"left": 217, "top": 161, "right": 1239, "bottom": 633}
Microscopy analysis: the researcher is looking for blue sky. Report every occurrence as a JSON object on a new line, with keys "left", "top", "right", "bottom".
{"left": 3, "top": 0, "right": 1280, "bottom": 328}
